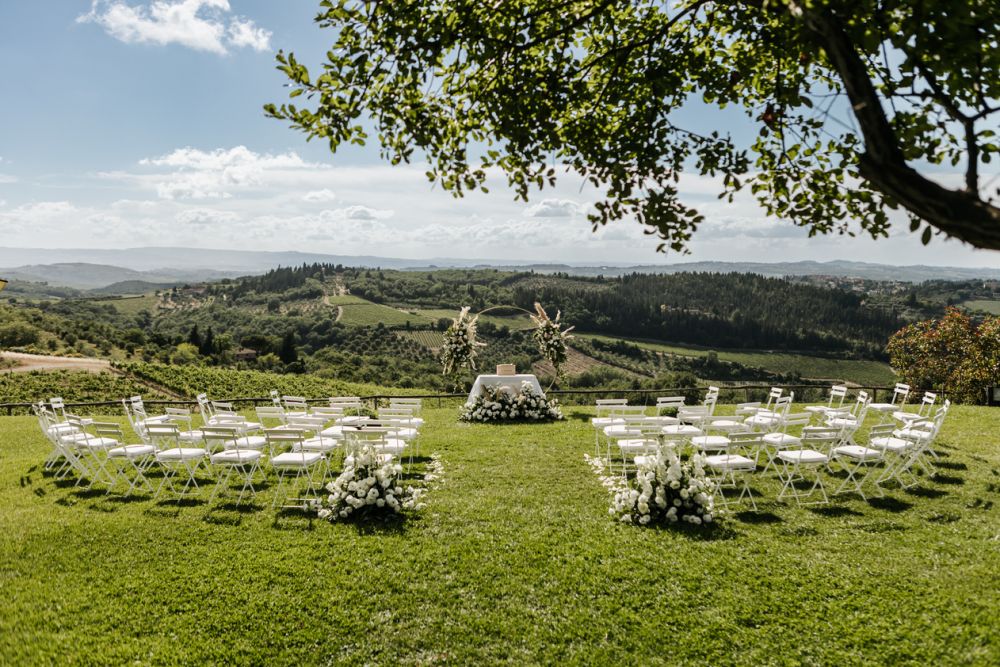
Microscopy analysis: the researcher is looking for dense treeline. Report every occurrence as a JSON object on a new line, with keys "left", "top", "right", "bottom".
{"left": 509, "top": 273, "right": 900, "bottom": 359}
{"left": 223, "top": 264, "right": 901, "bottom": 359}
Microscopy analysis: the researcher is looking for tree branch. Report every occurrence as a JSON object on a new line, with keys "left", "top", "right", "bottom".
{"left": 794, "top": 4, "right": 1000, "bottom": 248}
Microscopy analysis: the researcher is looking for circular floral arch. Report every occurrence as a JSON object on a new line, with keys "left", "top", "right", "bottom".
{"left": 440, "top": 302, "right": 574, "bottom": 384}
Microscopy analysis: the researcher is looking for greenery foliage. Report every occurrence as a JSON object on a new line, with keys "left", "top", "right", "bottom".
{"left": 887, "top": 307, "right": 1000, "bottom": 404}
{"left": 267, "top": 1, "right": 1000, "bottom": 250}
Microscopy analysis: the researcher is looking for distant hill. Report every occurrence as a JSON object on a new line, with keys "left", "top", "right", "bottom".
{"left": 3, "top": 246, "right": 1000, "bottom": 285}
{"left": 0, "top": 262, "right": 245, "bottom": 290}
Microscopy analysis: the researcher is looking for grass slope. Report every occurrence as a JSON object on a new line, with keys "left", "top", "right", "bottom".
{"left": 962, "top": 299, "right": 1000, "bottom": 315}
{"left": 579, "top": 334, "right": 896, "bottom": 385}
{"left": 1, "top": 406, "right": 997, "bottom": 664}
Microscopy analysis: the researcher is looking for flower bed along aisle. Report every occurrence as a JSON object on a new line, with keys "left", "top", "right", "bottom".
{"left": 460, "top": 381, "right": 563, "bottom": 423}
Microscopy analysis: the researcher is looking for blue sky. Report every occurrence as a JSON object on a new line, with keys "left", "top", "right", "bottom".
{"left": 1, "top": 0, "right": 998, "bottom": 268}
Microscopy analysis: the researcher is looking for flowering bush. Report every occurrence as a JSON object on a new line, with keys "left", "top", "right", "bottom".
{"left": 585, "top": 449, "right": 715, "bottom": 526}
{"left": 460, "top": 381, "right": 563, "bottom": 422}
{"left": 888, "top": 307, "right": 1000, "bottom": 404}
{"left": 316, "top": 446, "right": 426, "bottom": 521}
{"left": 440, "top": 306, "right": 487, "bottom": 376}
{"left": 530, "top": 302, "right": 574, "bottom": 377}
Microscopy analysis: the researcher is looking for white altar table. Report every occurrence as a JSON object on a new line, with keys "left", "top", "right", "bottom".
{"left": 467, "top": 374, "right": 545, "bottom": 403}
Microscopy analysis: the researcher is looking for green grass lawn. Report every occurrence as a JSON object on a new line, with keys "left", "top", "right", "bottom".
{"left": 1, "top": 406, "right": 998, "bottom": 664}
{"left": 962, "top": 299, "right": 1000, "bottom": 315}
{"left": 579, "top": 333, "right": 897, "bottom": 385}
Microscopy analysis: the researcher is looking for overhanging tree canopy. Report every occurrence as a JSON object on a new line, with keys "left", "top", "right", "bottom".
{"left": 266, "top": 0, "right": 1000, "bottom": 251}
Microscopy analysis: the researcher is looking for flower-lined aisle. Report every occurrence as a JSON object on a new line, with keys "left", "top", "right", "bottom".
{"left": 585, "top": 450, "right": 715, "bottom": 526}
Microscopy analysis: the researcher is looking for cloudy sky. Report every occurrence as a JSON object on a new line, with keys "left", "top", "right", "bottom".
{"left": 1, "top": 0, "right": 998, "bottom": 267}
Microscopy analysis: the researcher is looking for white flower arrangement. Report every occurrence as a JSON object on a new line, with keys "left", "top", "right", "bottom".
{"left": 460, "top": 381, "right": 564, "bottom": 422}
{"left": 584, "top": 449, "right": 716, "bottom": 526}
{"left": 440, "top": 306, "right": 487, "bottom": 376}
{"left": 315, "top": 447, "right": 445, "bottom": 521}
{"left": 530, "top": 302, "right": 574, "bottom": 377}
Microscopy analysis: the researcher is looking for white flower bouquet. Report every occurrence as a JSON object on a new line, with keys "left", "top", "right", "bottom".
{"left": 460, "top": 381, "right": 563, "bottom": 422}
{"left": 440, "top": 306, "right": 487, "bottom": 376}
{"left": 585, "top": 448, "right": 716, "bottom": 526}
{"left": 315, "top": 445, "right": 426, "bottom": 521}
{"left": 530, "top": 302, "right": 574, "bottom": 376}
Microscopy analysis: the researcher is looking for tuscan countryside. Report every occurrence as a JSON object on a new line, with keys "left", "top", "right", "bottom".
{"left": 1, "top": 2, "right": 998, "bottom": 665}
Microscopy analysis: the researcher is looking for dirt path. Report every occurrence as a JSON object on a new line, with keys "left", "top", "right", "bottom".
{"left": 0, "top": 352, "right": 111, "bottom": 374}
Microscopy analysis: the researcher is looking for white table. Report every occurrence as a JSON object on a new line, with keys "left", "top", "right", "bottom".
{"left": 467, "top": 374, "right": 545, "bottom": 403}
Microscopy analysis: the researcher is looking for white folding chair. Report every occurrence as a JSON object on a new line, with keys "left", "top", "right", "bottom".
{"left": 868, "top": 383, "right": 910, "bottom": 423}
{"left": 255, "top": 405, "right": 288, "bottom": 429}
{"left": 831, "top": 417, "right": 885, "bottom": 500}
{"left": 204, "top": 426, "right": 263, "bottom": 505}
{"left": 804, "top": 384, "right": 848, "bottom": 421}
{"left": 264, "top": 428, "right": 324, "bottom": 509}
{"left": 99, "top": 422, "right": 156, "bottom": 497}
{"left": 704, "top": 432, "right": 760, "bottom": 511}
{"left": 330, "top": 397, "right": 366, "bottom": 425}
{"left": 760, "top": 412, "right": 812, "bottom": 473}
{"left": 151, "top": 423, "right": 209, "bottom": 501}
{"left": 776, "top": 427, "right": 840, "bottom": 505}
{"left": 69, "top": 416, "right": 119, "bottom": 490}
{"left": 892, "top": 391, "right": 936, "bottom": 425}
{"left": 745, "top": 393, "right": 794, "bottom": 432}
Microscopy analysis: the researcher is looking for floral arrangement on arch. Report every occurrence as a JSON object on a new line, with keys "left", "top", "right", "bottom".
{"left": 315, "top": 446, "right": 444, "bottom": 521}
{"left": 585, "top": 448, "right": 715, "bottom": 526}
{"left": 460, "top": 381, "right": 563, "bottom": 422}
{"left": 440, "top": 306, "right": 488, "bottom": 376}
{"left": 530, "top": 302, "right": 574, "bottom": 379}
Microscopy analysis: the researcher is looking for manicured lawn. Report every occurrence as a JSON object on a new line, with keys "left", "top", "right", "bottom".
{"left": 1, "top": 406, "right": 998, "bottom": 664}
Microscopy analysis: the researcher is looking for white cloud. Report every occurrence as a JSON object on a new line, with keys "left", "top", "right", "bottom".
{"left": 122, "top": 145, "right": 326, "bottom": 199}
{"left": 335, "top": 205, "right": 394, "bottom": 221}
{"left": 0, "top": 174, "right": 16, "bottom": 184}
{"left": 302, "top": 189, "right": 337, "bottom": 203}
{"left": 176, "top": 207, "right": 240, "bottom": 225}
{"left": 78, "top": 0, "right": 271, "bottom": 55}
{"left": 524, "top": 198, "right": 587, "bottom": 218}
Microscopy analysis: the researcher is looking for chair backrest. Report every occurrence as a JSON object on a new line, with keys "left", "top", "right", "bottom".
{"left": 330, "top": 396, "right": 362, "bottom": 407}
{"left": 255, "top": 406, "right": 287, "bottom": 426}
{"left": 196, "top": 393, "right": 214, "bottom": 423}
{"left": 286, "top": 415, "right": 327, "bottom": 432}
{"left": 827, "top": 385, "right": 848, "bottom": 408}
{"left": 656, "top": 396, "right": 686, "bottom": 409}
{"left": 283, "top": 395, "right": 309, "bottom": 411}
{"left": 782, "top": 412, "right": 812, "bottom": 430}
{"left": 801, "top": 426, "right": 841, "bottom": 452}
{"left": 270, "top": 390, "right": 281, "bottom": 407}
{"left": 200, "top": 425, "right": 240, "bottom": 451}
{"left": 146, "top": 422, "right": 182, "bottom": 448}
{"left": 704, "top": 386, "right": 720, "bottom": 404}
{"left": 890, "top": 383, "right": 911, "bottom": 406}
{"left": 918, "top": 391, "right": 937, "bottom": 416}
{"left": 49, "top": 397, "right": 68, "bottom": 421}
{"left": 379, "top": 407, "right": 416, "bottom": 422}
{"left": 728, "top": 432, "right": 763, "bottom": 452}
{"left": 595, "top": 398, "right": 628, "bottom": 418}
{"left": 773, "top": 394, "right": 794, "bottom": 418}
{"left": 264, "top": 427, "right": 306, "bottom": 451}
{"left": 851, "top": 391, "right": 870, "bottom": 417}
{"left": 763, "top": 387, "right": 784, "bottom": 411}
{"left": 310, "top": 406, "right": 345, "bottom": 419}
{"left": 93, "top": 421, "right": 125, "bottom": 443}
{"left": 389, "top": 398, "right": 422, "bottom": 414}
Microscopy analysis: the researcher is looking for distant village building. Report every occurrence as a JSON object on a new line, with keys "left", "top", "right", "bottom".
{"left": 234, "top": 347, "right": 258, "bottom": 361}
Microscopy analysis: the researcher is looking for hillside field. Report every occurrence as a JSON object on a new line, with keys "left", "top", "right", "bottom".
{"left": 578, "top": 334, "right": 896, "bottom": 385}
